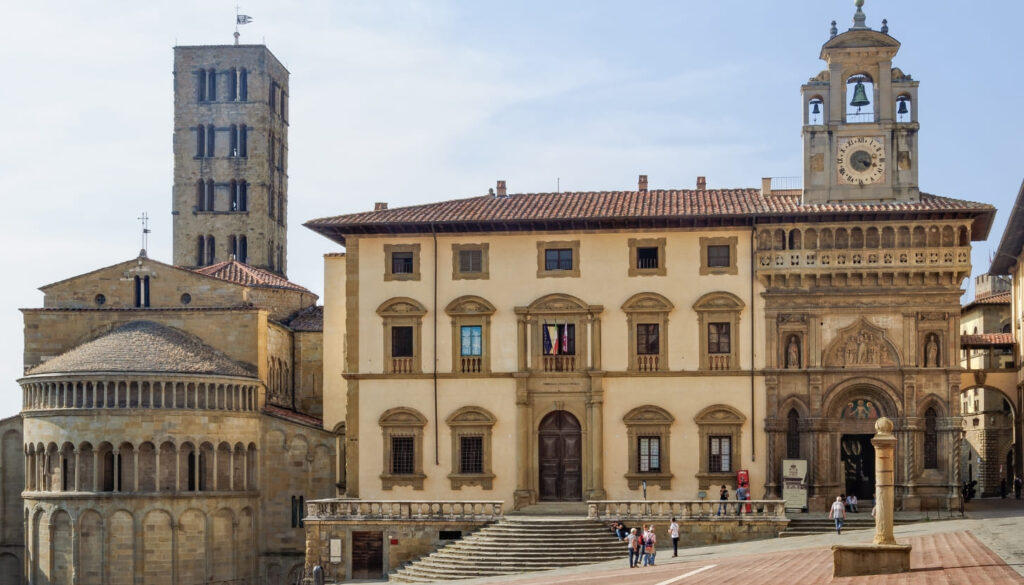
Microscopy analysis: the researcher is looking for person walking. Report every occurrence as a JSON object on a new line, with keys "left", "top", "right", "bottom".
{"left": 829, "top": 496, "right": 847, "bottom": 535}
{"left": 716, "top": 485, "right": 729, "bottom": 516}
{"left": 626, "top": 527, "right": 639, "bottom": 568}
{"left": 645, "top": 524, "right": 657, "bottom": 566}
{"left": 669, "top": 517, "right": 680, "bottom": 557}
{"left": 1014, "top": 476, "right": 1022, "bottom": 500}
{"left": 736, "top": 482, "right": 750, "bottom": 514}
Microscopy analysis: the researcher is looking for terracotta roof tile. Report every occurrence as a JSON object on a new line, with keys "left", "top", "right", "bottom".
{"left": 306, "top": 189, "right": 994, "bottom": 245}
{"left": 264, "top": 404, "right": 323, "bottom": 428}
{"left": 973, "top": 292, "right": 1011, "bottom": 304}
{"left": 284, "top": 305, "right": 323, "bottom": 332}
{"left": 961, "top": 333, "right": 1014, "bottom": 345}
{"left": 193, "top": 260, "right": 311, "bottom": 293}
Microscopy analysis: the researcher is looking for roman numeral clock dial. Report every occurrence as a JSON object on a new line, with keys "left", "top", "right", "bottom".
{"left": 836, "top": 137, "right": 886, "bottom": 185}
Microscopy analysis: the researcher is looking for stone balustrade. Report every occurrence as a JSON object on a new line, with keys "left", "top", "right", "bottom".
{"left": 755, "top": 246, "right": 970, "bottom": 273}
{"left": 306, "top": 499, "right": 504, "bottom": 521}
{"left": 587, "top": 499, "right": 787, "bottom": 521}
{"left": 21, "top": 376, "right": 260, "bottom": 413}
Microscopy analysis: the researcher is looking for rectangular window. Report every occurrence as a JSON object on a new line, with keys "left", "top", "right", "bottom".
{"left": 638, "top": 436, "right": 661, "bottom": 472}
{"left": 460, "top": 326, "right": 482, "bottom": 357}
{"left": 392, "top": 326, "right": 414, "bottom": 358}
{"left": 459, "top": 249, "right": 483, "bottom": 273}
{"left": 544, "top": 248, "right": 573, "bottom": 271}
{"left": 707, "top": 245, "right": 731, "bottom": 268}
{"left": 636, "top": 324, "right": 660, "bottom": 355}
{"left": 542, "top": 323, "right": 576, "bottom": 355}
{"left": 391, "top": 437, "right": 415, "bottom": 475}
{"left": 708, "top": 322, "right": 731, "bottom": 354}
{"left": 709, "top": 436, "right": 731, "bottom": 472}
{"left": 459, "top": 436, "right": 484, "bottom": 474}
{"left": 637, "top": 246, "right": 659, "bottom": 269}
{"left": 391, "top": 252, "right": 414, "bottom": 274}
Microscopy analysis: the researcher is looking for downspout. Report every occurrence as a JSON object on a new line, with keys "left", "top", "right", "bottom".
{"left": 751, "top": 227, "right": 757, "bottom": 462}
{"left": 432, "top": 225, "right": 440, "bottom": 465}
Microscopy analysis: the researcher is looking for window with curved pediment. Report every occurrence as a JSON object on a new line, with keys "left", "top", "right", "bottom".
{"left": 446, "top": 296, "right": 496, "bottom": 374}
{"left": 693, "top": 292, "right": 745, "bottom": 371}
{"left": 377, "top": 298, "right": 427, "bottom": 374}
{"left": 623, "top": 405, "right": 675, "bottom": 489}
{"left": 519, "top": 293, "right": 602, "bottom": 373}
{"left": 379, "top": 407, "right": 427, "bottom": 490}
{"left": 694, "top": 404, "right": 746, "bottom": 489}
{"left": 622, "top": 293, "right": 674, "bottom": 372}
{"left": 446, "top": 406, "right": 497, "bottom": 489}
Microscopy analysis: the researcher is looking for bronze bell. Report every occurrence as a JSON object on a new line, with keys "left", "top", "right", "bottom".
{"left": 811, "top": 101, "right": 821, "bottom": 114}
{"left": 897, "top": 98, "right": 909, "bottom": 115}
{"left": 849, "top": 82, "right": 870, "bottom": 107}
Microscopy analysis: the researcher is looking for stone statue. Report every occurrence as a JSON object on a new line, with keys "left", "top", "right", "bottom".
{"left": 925, "top": 335, "right": 938, "bottom": 367}
{"left": 856, "top": 333, "right": 868, "bottom": 364}
{"left": 786, "top": 336, "right": 800, "bottom": 368}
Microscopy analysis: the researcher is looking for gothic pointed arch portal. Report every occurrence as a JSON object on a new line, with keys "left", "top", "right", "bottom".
{"left": 825, "top": 381, "right": 897, "bottom": 500}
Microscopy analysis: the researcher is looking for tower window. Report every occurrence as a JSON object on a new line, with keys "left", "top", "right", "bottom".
{"left": 896, "top": 94, "right": 912, "bottom": 123}
{"left": 195, "top": 180, "right": 205, "bottom": 211}
{"left": 277, "top": 194, "right": 284, "bottom": 226}
{"left": 206, "top": 235, "right": 216, "bottom": 265}
{"left": 206, "top": 69, "right": 217, "bottom": 101}
{"left": 205, "top": 179, "right": 215, "bottom": 211}
{"left": 239, "top": 68, "right": 248, "bottom": 101}
{"left": 197, "top": 235, "right": 206, "bottom": 266}
{"left": 268, "top": 188, "right": 275, "bottom": 218}
{"left": 228, "top": 68, "right": 237, "bottom": 101}
{"left": 196, "top": 69, "right": 207, "bottom": 102}
{"left": 133, "top": 275, "right": 150, "bottom": 308}
{"left": 195, "top": 125, "right": 205, "bottom": 157}
{"left": 230, "top": 124, "right": 238, "bottom": 156}
{"left": 845, "top": 74, "right": 874, "bottom": 123}
{"left": 206, "top": 124, "right": 215, "bottom": 158}
{"left": 228, "top": 235, "right": 237, "bottom": 259}
{"left": 269, "top": 81, "right": 277, "bottom": 109}
{"left": 231, "top": 180, "right": 247, "bottom": 211}
{"left": 238, "top": 124, "right": 247, "bottom": 157}
{"left": 807, "top": 97, "right": 824, "bottom": 125}
{"left": 238, "top": 236, "right": 247, "bottom": 263}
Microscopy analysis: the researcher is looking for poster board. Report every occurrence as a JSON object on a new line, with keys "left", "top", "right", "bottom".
{"left": 782, "top": 459, "right": 808, "bottom": 511}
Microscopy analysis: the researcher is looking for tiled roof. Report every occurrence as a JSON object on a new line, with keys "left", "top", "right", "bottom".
{"left": 193, "top": 260, "right": 312, "bottom": 293}
{"left": 264, "top": 404, "right": 323, "bottom": 428}
{"left": 25, "top": 321, "right": 258, "bottom": 378}
{"left": 284, "top": 306, "right": 323, "bottom": 332}
{"left": 973, "top": 292, "right": 1011, "bottom": 304}
{"left": 306, "top": 189, "right": 995, "bottom": 245}
{"left": 961, "top": 333, "right": 1014, "bottom": 346}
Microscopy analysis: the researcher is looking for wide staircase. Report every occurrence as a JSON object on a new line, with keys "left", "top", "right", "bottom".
{"left": 389, "top": 517, "right": 624, "bottom": 583}
{"left": 779, "top": 512, "right": 914, "bottom": 537}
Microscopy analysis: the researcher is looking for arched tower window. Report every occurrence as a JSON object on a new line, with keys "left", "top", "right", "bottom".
{"left": 896, "top": 94, "right": 912, "bottom": 123}
{"left": 228, "top": 235, "right": 237, "bottom": 259}
{"left": 205, "top": 179, "right": 215, "bottom": 211}
{"left": 277, "top": 194, "right": 284, "bottom": 226}
{"left": 229, "top": 124, "right": 238, "bottom": 157}
{"left": 268, "top": 187, "right": 275, "bottom": 218}
{"left": 196, "top": 69, "right": 206, "bottom": 101}
{"left": 238, "top": 236, "right": 248, "bottom": 263}
{"left": 206, "top": 69, "right": 217, "bottom": 101}
{"left": 206, "top": 235, "right": 216, "bottom": 265}
{"left": 786, "top": 409, "right": 800, "bottom": 459}
{"left": 228, "top": 68, "right": 237, "bottom": 101}
{"left": 195, "top": 180, "right": 205, "bottom": 211}
{"left": 924, "top": 407, "right": 938, "bottom": 469}
{"left": 197, "top": 235, "right": 206, "bottom": 266}
{"left": 808, "top": 97, "right": 824, "bottom": 125}
{"left": 195, "top": 125, "right": 205, "bottom": 157}
{"left": 845, "top": 73, "right": 874, "bottom": 123}
{"left": 206, "top": 124, "right": 215, "bottom": 157}
{"left": 238, "top": 124, "right": 247, "bottom": 157}
{"left": 239, "top": 68, "right": 248, "bottom": 100}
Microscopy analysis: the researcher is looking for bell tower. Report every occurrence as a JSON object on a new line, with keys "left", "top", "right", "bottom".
{"left": 802, "top": 0, "right": 920, "bottom": 204}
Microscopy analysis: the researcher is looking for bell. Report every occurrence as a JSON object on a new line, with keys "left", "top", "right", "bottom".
{"left": 849, "top": 82, "right": 870, "bottom": 108}
{"left": 897, "top": 98, "right": 909, "bottom": 115}
{"left": 811, "top": 101, "right": 821, "bottom": 114}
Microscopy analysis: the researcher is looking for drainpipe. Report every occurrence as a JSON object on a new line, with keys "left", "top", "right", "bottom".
{"left": 432, "top": 225, "right": 440, "bottom": 465}
{"left": 751, "top": 227, "right": 757, "bottom": 463}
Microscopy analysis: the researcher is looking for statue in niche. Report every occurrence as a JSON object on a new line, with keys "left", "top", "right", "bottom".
{"left": 925, "top": 334, "right": 939, "bottom": 367}
{"left": 786, "top": 335, "right": 801, "bottom": 368}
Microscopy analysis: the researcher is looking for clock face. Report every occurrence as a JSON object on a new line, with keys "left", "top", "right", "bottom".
{"left": 837, "top": 137, "right": 886, "bottom": 185}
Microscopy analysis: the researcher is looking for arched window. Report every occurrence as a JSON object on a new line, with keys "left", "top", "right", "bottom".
{"left": 786, "top": 409, "right": 800, "bottom": 459}
{"left": 238, "top": 124, "right": 248, "bottom": 157}
{"left": 896, "top": 94, "right": 912, "bottom": 123}
{"left": 197, "top": 235, "right": 206, "bottom": 266}
{"left": 206, "top": 69, "right": 217, "bottom": 101}
{"left": 236, "top": 180, "right": 247, "bottom": 211}
{"left": 196, "top": 125, "right": 205, "bottom": 157}
{"left": 206, "top": 124, "right": 215, "bottom": 157}
{"left": 267, "top": 240, "right": 275, "bottom": 270}
{"left": 228, "top": 235, "right": 237, "bottom": 259}
{"left": 924, "top": 407, "right": 938, "bottom": 469}
{"left": 196, "top": 69, "right": 206, "bottom": 101}
{"left": 807, "top": 97, "right": 824, "bottom": 125}
{"left": 228, "top": 68, "right": 237, "bottom": 101}
{"left": 239, "top": 68, "right": 248, "bottom": 101}
{"left": 195, "top": 180, "right": 205, "bottom": 210}
{"left": 268, "top": 187, "right": 275, "bottom": 218}
{"left": 238, "top": 236, "right": 247, "bottom": 263}
{"left": 277, "top": 194, "right": 284, "bottom": 226}
{"left": 229, "top": 124, "right": 238, "bottom": 157}
{"left": 205, "top": 179, "right": 215, "bottom": 211}
{"left": 206, "top": 235, "right": 215, "bottom": 265}
{"left": 845, "top": 73, "right": 874, "bottom": 123}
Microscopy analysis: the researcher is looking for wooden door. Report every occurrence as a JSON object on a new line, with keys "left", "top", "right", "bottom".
{"left": 351, "top": 531, "right": 383, "bottom": 579}
{"left": 538, "top": 410, "right": 582, "bottom": 501}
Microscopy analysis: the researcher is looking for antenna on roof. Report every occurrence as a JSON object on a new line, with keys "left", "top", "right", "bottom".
{"left": 137, "top": 212, "right": 151, "bottom": 257}
{"left": 557, "top": 177, "right": 560, "bottom": 194}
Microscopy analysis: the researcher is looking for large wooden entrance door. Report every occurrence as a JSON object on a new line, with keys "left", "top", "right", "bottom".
{"left": 538, "top": 410, "right": 582, "bottom": 501}
{"left": 841, "top": 434, "right": 875, "bottom": 500}
{"left": 351, "top": 531, "right": 383, "bottom": 579}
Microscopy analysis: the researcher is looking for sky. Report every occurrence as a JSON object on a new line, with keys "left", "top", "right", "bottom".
{"left": 0, "top": 1, "right": 1021, "bottom": 418}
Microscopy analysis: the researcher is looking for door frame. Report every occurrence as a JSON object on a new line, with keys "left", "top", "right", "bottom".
{"left": 537, "top": 409, "right": 584, "bottom": 501}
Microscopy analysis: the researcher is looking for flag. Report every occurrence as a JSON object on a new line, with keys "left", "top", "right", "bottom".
{"left": 561, "top": 323, "right": 570, "bottom": 355}
{"left": 542, "top": 323, "right": 552, "bottom": 355}
{"left": 237, "top": 14, "right": 254, "bottom": 25}
{"left": 546, "top": 324, "right": 560, "bottom": 355}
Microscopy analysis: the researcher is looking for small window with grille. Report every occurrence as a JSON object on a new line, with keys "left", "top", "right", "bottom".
{"left": 459, "top": 436, "right": 484, "bottom": 474}
{"left": 391, "top": 437, "right": 415, "bottom": 475}
{"left": 709, "top": 436, "right": 731, "bottom": 472}
{"left": 707, "top": 245, "right": 730, "bottom": 267}
{"left": 636, "top": 247, "right": 659, "bottom": 269}
{"left": 392, "top": 252, "right": 414, "bottom": 274}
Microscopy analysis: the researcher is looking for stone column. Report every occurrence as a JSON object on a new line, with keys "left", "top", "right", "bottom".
{"left": 872, "top": 417, "right": 898, "bottom": 545}
{"left": 590, "top": 315, "right": 602, "bottom": 371}
{"left": 113, "top": 449, "right": 120, "bottom": 492}
{"left": 587, "top": 375, "right": 606, "bottom": 500}
{"left": 515, "top": 312, "right": 528, "bottom": 371}
{"left": 513, "top": 374, "right": 532, "bottom": 510}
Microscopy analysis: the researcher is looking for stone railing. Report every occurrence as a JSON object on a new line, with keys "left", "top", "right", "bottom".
{"left": 756, "top": 247, "right": 970, "bottom": 272}
{"left": 391, "top": 357, "right": 415, "bottom": 374}
{"left": 636, "top": 355, "right": 659, "bottom": 372}
{"left": 306, "top": 499, "right": 504, "bottom": 521}
{"left": 542, "top": 355, "right": 576, "bottom": 372}
{"left": 587, "top": 499, "right": 787, "bottom": 521}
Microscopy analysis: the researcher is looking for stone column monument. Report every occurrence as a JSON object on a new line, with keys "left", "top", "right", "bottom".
{"left": 831, "top": 417, "right": 912, "bottom": 577}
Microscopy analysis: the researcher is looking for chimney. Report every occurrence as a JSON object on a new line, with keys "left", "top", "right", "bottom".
{"left": 374, "top": 202, "right": 388, "bottom": 211}
{"left": 638, "top": 174, "right": 648, "bottom": 192}
{"left": 761, "top": 178, "right": 772, "bottom": 196}
{"left": 696, "top": 176, "right": 707, "bottom": 190}
{"left": 496, "top": 180, "right": 507, "bottom": 198}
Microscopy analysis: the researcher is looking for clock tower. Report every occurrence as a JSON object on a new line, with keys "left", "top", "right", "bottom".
{"left": 802, "top": 0, "right": 919, "bottom": 204}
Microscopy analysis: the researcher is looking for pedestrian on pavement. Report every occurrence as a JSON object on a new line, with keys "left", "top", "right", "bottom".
{"left": 669, "top": 517, "right": 680, "bottom": 557}
{"left": 1001, "top": 478, "right": 1008, "bottom": 499}
{"left": 1014, "top": 476, "right": 1022, "bottom": 500}
{"left": 736, "top": 482, "right": 751, "bottom": 514}
{"left": 644, "top": 524, "right": 657, "bottom": 566}
{"left": 716, "top": 485, "right": 729, "bottom": 516}
{"left": 626, "top": 527, "right": 639, "bottom": 568}
{"left": 829, "top": 496, "right": 846, "bottom": 534}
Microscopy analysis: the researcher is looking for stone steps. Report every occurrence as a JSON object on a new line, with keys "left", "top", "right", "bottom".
{"left": 390, "top": 517, "right": 624, "bottom": 583}
{"left": 778, "top": 516, "right": 910, "bottom": 537}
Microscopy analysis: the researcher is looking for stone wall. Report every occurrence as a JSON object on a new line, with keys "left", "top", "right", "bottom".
{"left": 294, "top": 331, "right": 324, "bottom": 418}
{"left": 0, "top": 416, "right": 23, "bottom": 585}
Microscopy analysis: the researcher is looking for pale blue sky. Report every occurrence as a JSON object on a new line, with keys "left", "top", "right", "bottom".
{"left": 0, "top": 1, "right": 1020, "bottom": 417}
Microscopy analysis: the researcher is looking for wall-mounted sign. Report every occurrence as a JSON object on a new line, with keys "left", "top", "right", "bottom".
{"left": 782, "top": 459, "right": 808, "bottom": 511}
{"left": 329, "top": 538, "right": 342, "bottom": 563}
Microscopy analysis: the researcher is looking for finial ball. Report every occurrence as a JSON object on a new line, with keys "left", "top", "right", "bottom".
{"left": 855, "top": 0, "right": 864, "bottom": 7}
{"left": 875, "top": 416, "right": 894, "bottom": 434}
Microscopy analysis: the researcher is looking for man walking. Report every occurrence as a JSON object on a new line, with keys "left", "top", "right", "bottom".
{"left": 626, "top": 527, "right": 639, "bottom": 568}
{"left": 669, "top": 517, "right": 680, "bottom": 557}
{"left": 829, "top": 496, "right": 847, "bottom": 534}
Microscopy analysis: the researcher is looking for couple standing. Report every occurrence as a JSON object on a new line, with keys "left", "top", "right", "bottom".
{"left": 626, "top": 519, "right": 681, "bottom": 567}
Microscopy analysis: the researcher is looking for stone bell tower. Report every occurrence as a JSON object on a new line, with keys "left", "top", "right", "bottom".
{"left": 801, "top": 0, "right": 920, "bottom": 204}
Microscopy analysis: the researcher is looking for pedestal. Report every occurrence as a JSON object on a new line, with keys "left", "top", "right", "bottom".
{"left": 832, "top": 543, "right": 912, "bottom": 577}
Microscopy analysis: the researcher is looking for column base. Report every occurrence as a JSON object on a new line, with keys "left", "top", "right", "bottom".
{"left": 832, "top": 543, "right": 912, "bottom": 577}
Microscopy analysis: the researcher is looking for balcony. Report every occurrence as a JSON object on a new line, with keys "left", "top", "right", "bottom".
{"left": 459, "top": 356, "right": 483, "bottom": 374}
{"left": 708, "top": 354, "right": 731, "bottom": 371}
{"left": 636, "top": 355, "right": 660, "bottom": 372}
{"left": 391, "top": 357, "right": 415, "bottom": 374}
{"left": 542, "top": 355, "right": 576, "bottom": 372}
{"left": 757, "top": 247, "right": 970, "bottom": 272}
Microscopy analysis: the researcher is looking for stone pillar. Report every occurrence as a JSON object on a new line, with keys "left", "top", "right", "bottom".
{"left": 113, "top": 449, "right": 120, "bottom": 492}
{"left": 590, "top": 315, "right": 602, "bottom": 371}
{"left": 872, "top": 417, "right": 898, "bottom": 545}
{"left": 587, "top": 375, "right": 606, "bottom": 500}
{"left": 515, "top": 312, "right": 528, "bottom": 371}
{"left": 73, "top": 450, "right": 80, "bottom": 492}
{"left": 513, "top": 374, "right": 532, "bottom": 510}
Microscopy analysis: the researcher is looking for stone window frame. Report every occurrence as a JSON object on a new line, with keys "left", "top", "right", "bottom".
{"left": 519, "top": 293, "right": 602, "bottom": 373}
{"left": 452, "top": 243, "right": 490, "bottom": 280}
{"left": 693, "top": 292, "right": 745, "bottom": 371}
{"left": 446, "top": 406, "right": 497, "bottom": 490}
{"left": 694, "top": 404, "right": 746, "bottom": 489}
{"left": 379, "top": 407, "right": 427, "bottom": 490}
{"left": 628, "top": 237, "right": 667, "bottom": 277}
{"left": 445, "top": 296, "right": 496, "bottom": 374}
{"left": 377, "top": 298, "right": 427, "bottom": 374}
{"left": 623, "top": 405, "right": 675, "bottom": 490}
{"left": 699, "top": 236, "right": 739, "bottom": 276}
{"left": 536, "top": 240, "right": 581, "bottom": 278}
{"left": 622, "top": 292, "right": 674, "bottom": 373}
{"left": 384, "top": 243, "right": 421, "bottom": 281}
